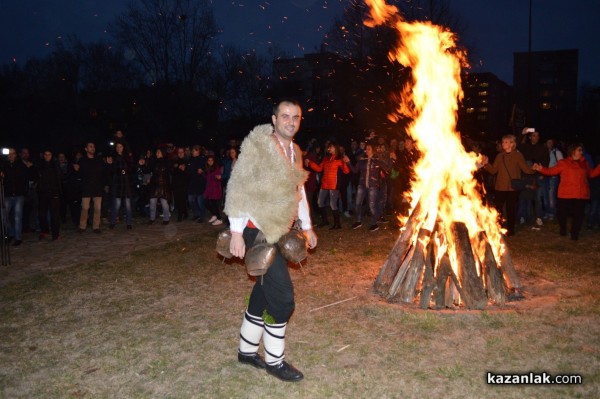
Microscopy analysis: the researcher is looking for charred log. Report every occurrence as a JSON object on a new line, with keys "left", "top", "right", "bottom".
{"left": 449, "top": 222, "right": 487, "bottom": 310}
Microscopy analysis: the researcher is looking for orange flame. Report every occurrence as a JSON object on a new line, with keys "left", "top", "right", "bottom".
{"left": 364, "top": 0, "right": 504, "bottom": 270}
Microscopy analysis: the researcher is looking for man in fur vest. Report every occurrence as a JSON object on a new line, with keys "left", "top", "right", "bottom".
{"left": 225, "top": 99, "right": 318, "bottom": 382}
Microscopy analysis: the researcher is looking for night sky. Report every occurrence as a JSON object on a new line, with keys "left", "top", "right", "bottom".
{"left": 1, "top": 0, "right": 599, "bottom": 86}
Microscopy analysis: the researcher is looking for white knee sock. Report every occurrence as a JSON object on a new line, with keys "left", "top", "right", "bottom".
{"left": 264, "top": 322, "right": 287, "bottom": 366}
{"left": 239, "top": 311, "right": 264, "bottom": 355}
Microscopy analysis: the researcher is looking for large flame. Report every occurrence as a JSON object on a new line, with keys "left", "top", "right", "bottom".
{"left": 364, "top": 0, "right": 504, "bottom": 274}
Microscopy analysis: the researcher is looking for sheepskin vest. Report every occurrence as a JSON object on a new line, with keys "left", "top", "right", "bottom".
{"left": 224, "top": 124, "right": 308, "bottom": 243}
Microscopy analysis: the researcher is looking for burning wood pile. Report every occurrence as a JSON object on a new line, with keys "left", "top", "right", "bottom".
{"left": 364, "top": 1, "right": 522, "bottom": 309}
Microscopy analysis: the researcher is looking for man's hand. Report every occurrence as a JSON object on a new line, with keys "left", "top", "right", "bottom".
{"left": 304, "top": 229, "right": 318, "bottom": 249}
{"left": 230, "top": 232, "right": 246, "bottom": 258}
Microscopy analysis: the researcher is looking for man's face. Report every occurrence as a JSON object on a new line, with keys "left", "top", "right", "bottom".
{"left": 7, "top": 149, "right": 16, "bottom": 162}
{"left": 43, "top": 151, "right": 52, "bottom": 162}
{"left": 20, "top": 148, "right": 29, "bottom": 160}
{"left": 58, "top": 153, "right": 66, "bottom": 163}
{"left": 530, "top": 132, "right": 540, "bottom": 144}
{"left": 177, "top": 148, "right": 185, "bottom": 158}
{"left": 272, "top": 102, "right": 302, "bottom": 141}
{"left": 85, "top": 143, "right": 96, "bottom": 155}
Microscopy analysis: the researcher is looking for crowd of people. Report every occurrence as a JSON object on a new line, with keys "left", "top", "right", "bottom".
{"left": 2, "top": 126, "right": 600, "bottom": 247}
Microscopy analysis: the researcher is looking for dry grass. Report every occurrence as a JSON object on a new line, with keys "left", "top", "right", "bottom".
{"left": 1, "top": 221, "right": 599, "bottom": 398}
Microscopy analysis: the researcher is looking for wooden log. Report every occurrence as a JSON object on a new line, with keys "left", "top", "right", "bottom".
{"left": 498, "top": 236, "right": 522, "bottom": 290}
{"left": 449, "top": 222, "right": 487, "bottom": 310}
{"left": 397, "top": 228, "right": 432, "bottom": 303}
{"left": 433, "top": 254, "right": 452, "bottom": 308}
{"left": 386, "top": 244, "right": 416, "bottom": 299}
{"left": 374, "top": 201, "right": 423, "bottom": 294}
{"left": 477, "top": 232, "right": 507, "bottom": 305}
{"left": 419, "top": 240, "right": 436, "bottom": 309}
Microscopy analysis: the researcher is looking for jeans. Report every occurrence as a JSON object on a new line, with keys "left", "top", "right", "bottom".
{"left": 188, "top": 194, "right": 205, "bottom": 220}
{"left": 39, "top": 193, "right": 60, "bottom": 238}
{"left": 547, "top": 176, "right": 559, "bottom": 217}
{"left": 534, "top": 175, "right": 545, "bottom": 219}
{"left": 111, "top": 197, "right": 132, "bottom": 226}
{"left": 317, "top": 189, "right": 340, "bottom": 210}
{"left": 4, "top": 196, "right": 24, "bottom": 240}
{"left": 149, "top": 197, "right": 170, "bottom": 221}
{"left": 355, "top": 185, "right": 381, "bottom": 225}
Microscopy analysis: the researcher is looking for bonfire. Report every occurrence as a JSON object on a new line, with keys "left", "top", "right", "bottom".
{"left": 364, "top": 0, "right": 522, "bottom": 309}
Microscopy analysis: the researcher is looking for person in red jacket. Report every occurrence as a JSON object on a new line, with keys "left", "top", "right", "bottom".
{"left": 306, "top": 143, "right": 351, "bottom": 229}
{"left": 533, "top": 143, "right": 600, "bottom": 240}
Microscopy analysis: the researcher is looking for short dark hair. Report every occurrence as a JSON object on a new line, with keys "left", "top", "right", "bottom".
{"left": 567, "top": 143, "right": 583, "bottom": 156}
{"left": 273, "top": 98, "right": 301, "bottom": 116}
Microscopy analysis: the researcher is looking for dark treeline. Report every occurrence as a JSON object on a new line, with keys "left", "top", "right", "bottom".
{"left": 2, "top": 0, "right": 597, "bottom": 157}
{"left": 0, "top": 0, "right": 468, "bottom": 157}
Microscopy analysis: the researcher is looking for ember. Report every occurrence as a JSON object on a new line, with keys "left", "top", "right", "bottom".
{"left": 364, "top": 0, "right": 521, "bottom": 309}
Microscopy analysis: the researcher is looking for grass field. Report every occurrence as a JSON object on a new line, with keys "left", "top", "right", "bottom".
{"left": 1, "top": 220, "right": 599, "bottom": 398}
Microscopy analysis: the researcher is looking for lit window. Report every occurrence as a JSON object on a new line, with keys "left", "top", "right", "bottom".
{"left": 479, "top": 82, "right": 489, "bottom": 87}
{"left": 466, "top": 107, "right": 475, "bottom": 114}
{"left": 481, "top": 99, "right": 488, "bottom": 104}
{"left": 479, "top": 107, "right": 488, "bottom": 113}
{"left": 478, "top": 91, "right": 488, "bottom": 96}
{"left": 541, "top": 102, "right": 551, "bottom": 110}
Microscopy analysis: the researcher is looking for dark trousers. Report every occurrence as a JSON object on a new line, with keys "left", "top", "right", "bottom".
{"left": 205, "top": 199, "right": 221, "bottom": 219}
{"left": 39, "top": 193, "right": 60, "bottom": 238}
{"left": 243, "top": 227, "right": 295, "bottom": 324}
{"left": 557, "top": 198, "right": 586, "bottom": 239}
{"left": 494, "top": 190, "right": 519, "bottom": 235}
{"left": 173, "top": 189, "right": 188, "bottom": 218}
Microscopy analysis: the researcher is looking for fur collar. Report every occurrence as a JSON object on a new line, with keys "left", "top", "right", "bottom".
{"left": 224, "top": 124, "right": 308, "bottom": 243}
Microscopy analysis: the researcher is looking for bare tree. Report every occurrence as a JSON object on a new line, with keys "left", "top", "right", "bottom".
{"left": 213, "top": 45, "right": 271, "bottom": 121}
{"left": 78, "top": 42, "right": 139, "bottom": 92}
{"left": 111, "top": 0, "right": 218, "bottom": 88}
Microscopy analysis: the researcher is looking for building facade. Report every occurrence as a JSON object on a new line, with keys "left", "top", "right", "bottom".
{"left": 458, "top": 72, "right": 512, "bottom": 142}
{"left": 513, "top": 49, "right": 578, "bottom": 140}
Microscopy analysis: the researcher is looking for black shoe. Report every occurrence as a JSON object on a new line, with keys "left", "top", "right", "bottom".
{"left": 148, "top": 220, "right": 155, "bottom": 225}
{"left": 316, "top": 221, "right": 329, "bottom": 228}
{"left": 162, "top": 221, "right": 169, "bottom": 225}
{"left": 379, "top": 217, "right": 389, "bottom": 224}
{"left": 351, "top": 222, "right": 362, "bottom": 229}
{"left": 78, "top": 228, "right": 85, "bottom": 234}
{"left": 14, "top": 239, "right": 22, "bottom": 247}
{"left": 368, "top": 224, "right": 379, "bottom": 232}
{"left": 266, "top": 361, "right": 304, "bottom": 382}
{"left": 238, "top": 352, "right": 266, "bottom": 369}
{"left": 93, "top": 229, "right": 102, "bottom": 234}
{"left": 329, "top": 224, "right": 341, "bottom": 230}
{"left": 127, "top": 225, "right": 133, "bottom": 230}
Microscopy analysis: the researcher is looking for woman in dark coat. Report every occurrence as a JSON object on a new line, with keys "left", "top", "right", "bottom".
{"left": 37, "top": 150, "right": 62, "bottom": 240}
{"left": 107, "top": 141, "right": 134, "bottom": 229}
{"left": 145, "top": 148, "right": 172, "bottom": 224}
